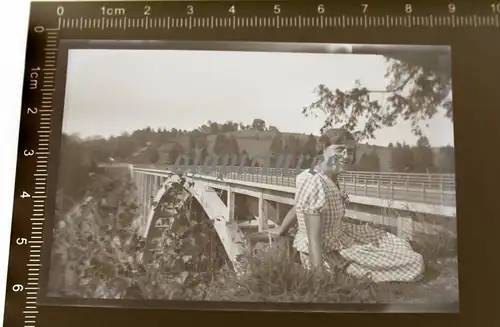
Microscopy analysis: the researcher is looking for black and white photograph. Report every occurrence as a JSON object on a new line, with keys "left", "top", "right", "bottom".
{"left": 46, "top": 43, "right": 457, "bottom": 311}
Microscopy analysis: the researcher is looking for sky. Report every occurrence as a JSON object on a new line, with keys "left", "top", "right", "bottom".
{"left": 62, "top": 47, "right": 455, "bottom": 147}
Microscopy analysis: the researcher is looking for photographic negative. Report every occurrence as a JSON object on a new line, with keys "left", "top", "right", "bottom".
{"left": 43, "top": 41, "right": 457, "bottom": 312}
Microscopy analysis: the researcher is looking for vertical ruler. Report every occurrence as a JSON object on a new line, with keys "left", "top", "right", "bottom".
{"left": 12, "top": 20, "right": 60, "bottom": 327}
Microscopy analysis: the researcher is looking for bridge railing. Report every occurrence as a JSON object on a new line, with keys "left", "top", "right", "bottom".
{"left": 131, "top": 165, "right": 456, "bottom": 207}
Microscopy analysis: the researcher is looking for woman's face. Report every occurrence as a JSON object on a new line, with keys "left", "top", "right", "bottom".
{"left": 320, "top": 142, "right": 355, "bottom": 175}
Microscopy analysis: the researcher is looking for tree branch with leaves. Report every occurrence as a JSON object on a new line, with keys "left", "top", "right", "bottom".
{"left": 302, "top": 55, "right": 452, "bottom": 141}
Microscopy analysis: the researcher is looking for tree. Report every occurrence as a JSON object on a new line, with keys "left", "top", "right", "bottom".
{"left": 252, "top": 119, "right": 266, "bottom": 131}
{"left": 84, "top": 137, "right": 114, "bottom": 162}
{"left": 416, "top": 135, "right": 430, "bottom": 147}
{"left": 114, "top": 133, "right": 136, "bottom": 159}
{"left": 212, "top": 134, "right": 239, "bottom": 165}
{"left": 57, "top": 134, "right": 93, "bottom": 211}
{"left": 240, "top": 150, "right": 252, "bottom": 166}
{"left": 437, "top": 145, "right": 455, "bottom": 173}
{"left": 300, "top": 134, "right": 318, "bottom": 168}
{"left": 209, "top": 122, "right": 220, "bottom": 134}
{"left": 413, "top": 136, "right": 435, "bottom": 173}
{"left": 186, "top": 134, "right": 196, "bottom": 153}
{"left": 168, "top": 144, "right": 184, "bottom": 164}
{"left": 238, "top": 122, "right": 247, "bottom": 130}
{"left": 302, "top": 54, "right": 452, "bottom": 141}
{"left": 283, "top": 136, "right": 302, "bottom": 169}
{"left": 198, "top": 123, "right": 211, "bottom": 133}
{"left": 220, "top": 121, "right": 239, "bottom": 133}
{"left": 268, "top": 125, "right": 280, "bottom": 132}
{"left": 388, "top": 142, "right": 394, "bottom": 148}
{"left": 269, "top": 132, "right": 284, "bottom": 165}
{"left": 356, "top": 151, "right": 381, "bottom": 171}
{"left": 227, "top": 136, "right": 240, "bottom": 160}
{"left": 148, "top": 149, "right": 160, "bottom": 163}
{"left": 390, "top": 143, "right": 415, "bottom": 172}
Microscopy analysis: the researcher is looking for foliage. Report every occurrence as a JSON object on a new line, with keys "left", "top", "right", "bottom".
{"left": 208, "top": 221, "right": 457, "bottom": 304}
{"left": 302, "top": 56, "right": 452, "bottom": 141}
{"left": 251, "top": 118, "right": 267, "bottom": 131}
{"left": 437, "top": 146, "right": 455, "bottom": 173}
{"left": 148, "top": 148, "right": 160, "bottom": 163}
{"left": 56, "top": 134, "right": 95, "bottom": 213}
{"left": 52, "top": 165, "right": 458, "bottom": 304}
{"left": 49, "top": 168, "right": 229, "bottom": 300}
{"left": 355, "top": 151, "right": 381, "bottom": 171}
{"left": 412, "top": 136, "right": 435, "bottom": 173}
{"left": 390, "top": 142, "right": 416, "bottom": 173}
{"left": 213, "top": 134, "right": 239, "bottom": 158}
{"left": 388, "top": 137, "right": 445, "bottom": 173}
{"left": 207, "top": 240, "right": 387, "bottom": 303}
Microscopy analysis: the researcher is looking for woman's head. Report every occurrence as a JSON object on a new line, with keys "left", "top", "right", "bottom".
{"left": 317, "top": 128, "right": 356, "bottom": 175}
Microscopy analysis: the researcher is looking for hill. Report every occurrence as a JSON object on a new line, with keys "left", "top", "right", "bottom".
{"left": 78, "top": 119, "right": 454, "bottom": 173}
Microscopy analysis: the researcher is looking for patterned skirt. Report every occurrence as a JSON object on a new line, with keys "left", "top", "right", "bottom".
{"left": 298, "top": 223, "right": 425, "bottom": 283}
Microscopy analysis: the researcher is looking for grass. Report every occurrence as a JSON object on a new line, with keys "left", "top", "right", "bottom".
{"left": 205, "top": 206, "right": 458, "bottom": 304}
{"left": 204, "top": 235, "right": 456, "bottom": 304}
{"left": 206, "top": 240, "right": 384, "bottom": 303}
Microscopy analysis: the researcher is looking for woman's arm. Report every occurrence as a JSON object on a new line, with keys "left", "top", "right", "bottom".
{"left": 305, "top": 213, "right": 323, "bottom": 269}
{"left": 277, "top": 206, "right": 296, "bottom": 235}
{"left": 296, "top": 173, "right": 326, "bottom": 270}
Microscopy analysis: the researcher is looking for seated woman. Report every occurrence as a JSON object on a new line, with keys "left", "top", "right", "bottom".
{"left": 269, "top": 128, "right": 425, "bottom": 283}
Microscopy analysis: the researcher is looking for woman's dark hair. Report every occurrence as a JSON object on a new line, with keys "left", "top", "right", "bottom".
{"left": 318, "top": 128, "right": 356, "bottom": 148}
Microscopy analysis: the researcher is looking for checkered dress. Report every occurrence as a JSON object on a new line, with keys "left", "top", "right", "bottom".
{"left": 294, "top": 169, "right": 425, "bottom": 283}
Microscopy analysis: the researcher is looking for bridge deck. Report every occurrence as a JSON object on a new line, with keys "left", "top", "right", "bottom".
{"left": 137, "top": 165, "right": 456, "bottom": 207}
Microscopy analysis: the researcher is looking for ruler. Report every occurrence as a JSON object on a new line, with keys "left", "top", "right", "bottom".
{"left": 30, "top": 2, "right": 500, "bottom": 31}
{"left": 3, "top": 1, "right": 499, "bottom": 327}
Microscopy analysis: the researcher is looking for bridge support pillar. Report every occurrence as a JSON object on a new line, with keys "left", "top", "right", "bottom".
{"left": 227, "top": 186, "right": 235, "bottom": 222}
{"left": 276, "top": 202, "right": 281, "bottom": 223}
{"left": 142, "top": 173, "right": 147, "bottom": 225}
{"left": 258, "top": 193, "right": 268, "bottom": 232}
{"left": 153, "top": 175, "right": 159, "bottom": 195}
{"left": 145, "top": 175, "right": 152, "bottom": 219}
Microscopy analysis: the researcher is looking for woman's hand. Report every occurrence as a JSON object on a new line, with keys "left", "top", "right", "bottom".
{"left": 267, "top": 227, "right": 283, "bottom": 237}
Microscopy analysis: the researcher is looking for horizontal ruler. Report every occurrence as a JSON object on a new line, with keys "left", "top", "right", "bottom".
{"left": 58, "top": 14, "right": 500, "bottom": 30}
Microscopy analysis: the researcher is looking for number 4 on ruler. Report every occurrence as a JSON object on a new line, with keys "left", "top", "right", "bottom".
{"left": 20, "top": 191, "right": 31, "bottom": 198}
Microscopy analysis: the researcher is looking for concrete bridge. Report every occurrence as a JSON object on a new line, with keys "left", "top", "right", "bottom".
{"left": 103, "top": 163, "right": 457, "bottom": 268}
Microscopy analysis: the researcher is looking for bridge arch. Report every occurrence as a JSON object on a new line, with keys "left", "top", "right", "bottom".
{"left": 139, "top": 172, "right": 246, "bottom": 267}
